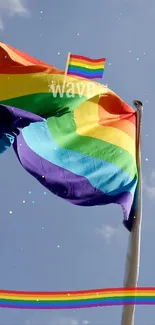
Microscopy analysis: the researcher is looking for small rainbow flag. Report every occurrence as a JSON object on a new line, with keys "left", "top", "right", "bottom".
{"left": 67, "top": 54, "right": 106, "bottom": 79}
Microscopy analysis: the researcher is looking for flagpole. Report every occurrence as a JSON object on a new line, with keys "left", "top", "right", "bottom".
{"left": 63, "top": 52, "right": 71, "bottom": 85}
{"left": 121, "top": 100, "right": 143, "bottom": 325}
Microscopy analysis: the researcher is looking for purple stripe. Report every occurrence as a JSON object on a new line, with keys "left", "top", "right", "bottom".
{"left": 0, "top": 104, "right": 43, "bottom": 131}
{"left": 67, "top": 72, "right": 103, "bottom": 79}
{"left": 13, "top": 133, "right": 133, "bottom": 220}
{"left": 0, "top": 302, "right": 154, "bottom": 310}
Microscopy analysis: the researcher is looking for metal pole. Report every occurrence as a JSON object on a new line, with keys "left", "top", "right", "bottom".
{"left": 121, "top": 100, "right": 143, "bottom": 325}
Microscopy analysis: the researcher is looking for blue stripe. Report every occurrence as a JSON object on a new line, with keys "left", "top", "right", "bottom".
{"left": 0, "top": 297, "right": 154, "bottom": 308}
{"left": 22, "top": 122, "right": 137, "bottom": 196}
{"left": 68, "top": 67, "right": 103, "bottom": 77}
{"left": 0, "top": 133, "right": 15, "bottom": 153}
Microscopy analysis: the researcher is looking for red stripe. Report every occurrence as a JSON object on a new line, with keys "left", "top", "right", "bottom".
{"left": 0, "top": 287, "right": 151, "bottom": 296}
{"left": 120, "top": 101, "right": 136, "bottom": 125}
{"left": 70, "top": 54, "right": 106, "bottom": 63}
{"left": 0, "top": 65, "right": 63, "bottom": 75}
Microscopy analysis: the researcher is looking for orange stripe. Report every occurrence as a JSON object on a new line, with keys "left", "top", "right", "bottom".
{"left": 0, "top": 43, "right": 35, "bottom": 66}
{"left": 98, "top": 92, "right": 136, "bottom": 140}
{"left": 0, "top": 42, "right": 52, "bottom": 69}
{"left": 70, "top": 58, "right": 105, "bottom": 67}
{"left": 0, "top": 42, "right": 63, "bottom": 74}
{"left": 98, "top": 91, "right": 135, "bottom": 121}
{"left": 6, "top": 43, "right": 50, "bottom": 67}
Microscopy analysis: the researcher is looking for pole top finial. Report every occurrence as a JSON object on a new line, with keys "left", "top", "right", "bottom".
{"left": 133, "top": 100, "right": 143, "bottom": 109}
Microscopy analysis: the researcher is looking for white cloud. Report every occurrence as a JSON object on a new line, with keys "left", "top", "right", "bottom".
{"left": 96, "top": 224, "right": 123, "bottom": 243}
{"left": 144, "top": 185, "right": 155, "bottom": 198}
{"left": 25, "top": 315, "right": 91, "bottom": 325}
{"left": 49, "top": 318, "right": 78, "bottom": 325}
{"left": 0, "top": 0, "right": 29, "bottom": 29}
{"left": 143, "top": 171, "right": 155, "bottom": 199}
{"left": 25, "top": 316, "right": 79, "bottom": 325}
{"left": 150, "top": 171, "right": 155, "bottom": 179}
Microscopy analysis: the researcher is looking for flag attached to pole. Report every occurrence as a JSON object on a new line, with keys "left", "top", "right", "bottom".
{"left": 67, "top": 54, "right": 106, "bottom": 79}
{"left": 0, "top": 42, "right": 137, "bottom": 232}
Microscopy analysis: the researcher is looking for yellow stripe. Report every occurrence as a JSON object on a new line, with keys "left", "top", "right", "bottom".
{"left": 1, "top": 291, "right": 154, "bottom": 298}
{"left": 69, "top": 61, "right": 104, "bottom": 69}
{"left": 0, "top": 73, "right": 108, "bottom": 100}
{"left": 0, "top": 43, "right": 35, "bottom": 66}
{"left": 74, "top": 97, "right": 135, "bottom": 157}
{"left": 0, "top": 292, "right": 154, "bottom": 301}
{"left": 70, "top": 58, "right": 105, "bottom": 67}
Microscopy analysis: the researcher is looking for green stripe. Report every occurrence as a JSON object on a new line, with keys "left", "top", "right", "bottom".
{"left": 47, "top": 112, "right": 137, "bottom": 178}
{"left": 68, "top": 64, "right": 103, "bottom": 73}
{"left": 0, "top": 93, "right": 87, "bottom": 118}
{"left": 0, "top": 93, "right": 137, "bottom": 178}
{"left": 0, "top": 295, "right": 143, "bottom": 304}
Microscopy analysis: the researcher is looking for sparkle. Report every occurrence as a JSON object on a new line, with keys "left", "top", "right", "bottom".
{"left": 32, "top": 201, "right": 35, "bottom": 204}
{"left": 29, "top": 191, "right": 32, "bottom": 194}
{"left": 145, "top": 158, "right": 148, "bottom": 161}
{"left": 42, "top": 175, "right": 45, "bottom": 178}
{"left": 136, "top": 57, "right": 139, "bottom": 60}
{"left": 40, "top": 10, "right": 43, "bottom": 14}
{"left": 58, "top": 52, "right": 60, "bottom": 55}
{"left": 57, "top": 245, "right": 60, "bottom": 248}
{"left": 9, "top": 211, "right": 12, "bottom": 214}
{"left": 22, "top": 200, "right": 26, "bottom": 203}
{"left": 44, "top": 191, "right": 46, "bottom": 195}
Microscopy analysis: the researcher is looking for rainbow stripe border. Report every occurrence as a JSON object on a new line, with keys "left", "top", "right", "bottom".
{"left": 0, "top": 287, "right": 155, "bottom": 309}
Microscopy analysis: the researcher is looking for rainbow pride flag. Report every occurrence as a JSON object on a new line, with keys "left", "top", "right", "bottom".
{"left": 67, "top": 54, "right": 106, "bottom": 79}
{"left": 0, "top": 42, "right": 138, "bottom": 231}
{"left": 0, "top": 287, "right": 154, "bottom": 309}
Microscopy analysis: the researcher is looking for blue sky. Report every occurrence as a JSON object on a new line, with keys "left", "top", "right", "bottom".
{"left": 0, "top": 0, "right": 154, "bottom": 324}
